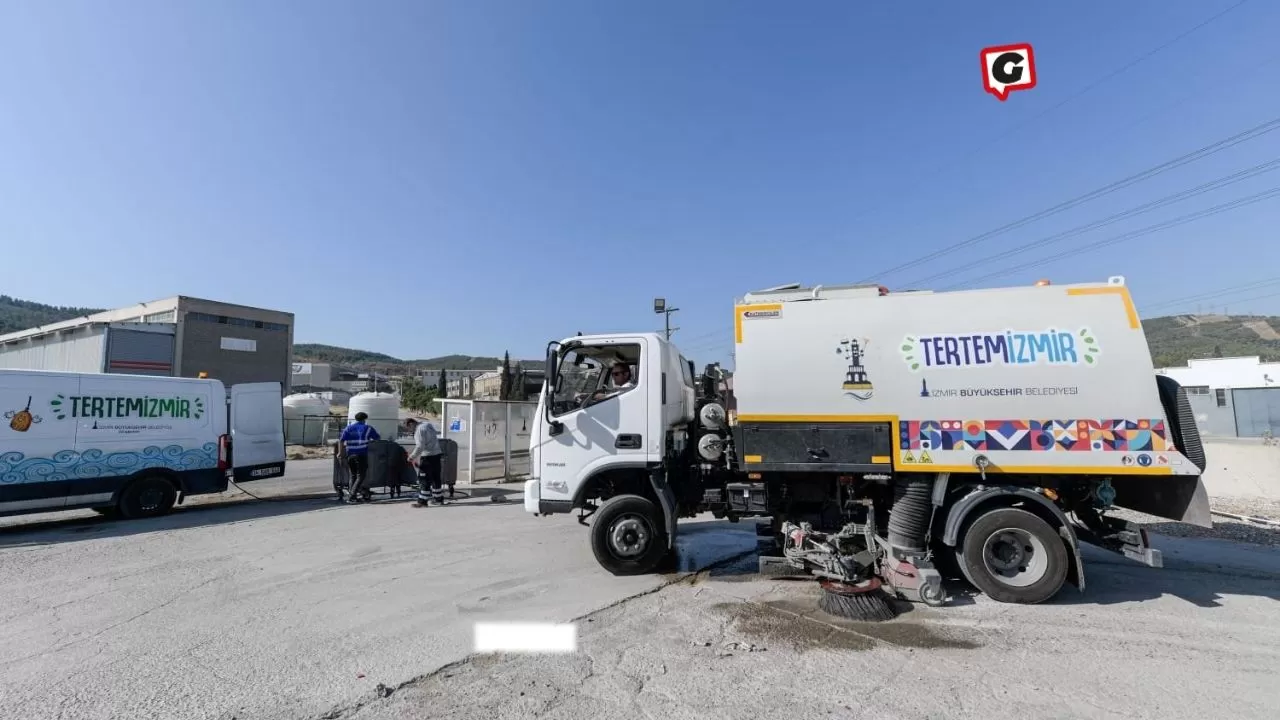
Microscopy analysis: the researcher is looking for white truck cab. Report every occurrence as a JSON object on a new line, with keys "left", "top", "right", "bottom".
{"left": 524, "top": 333, "right": 695, "bottom": 519}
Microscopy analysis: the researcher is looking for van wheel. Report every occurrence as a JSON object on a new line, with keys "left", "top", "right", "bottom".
{"left": 957, "top": 508, "right": 1068, "bottom": 604}
{"left": 120, "top": 476, "right": 178, "bottom": 519}
{"left": 590, "top": 495, "right": 668, "bottom": 576}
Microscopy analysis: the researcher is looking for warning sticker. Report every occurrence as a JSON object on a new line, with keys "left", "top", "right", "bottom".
{"left": 901, "top": 451, "right": 916, "bottom": 464}
{"left": 919, "top": 450, "right": 933, "bottom": 464}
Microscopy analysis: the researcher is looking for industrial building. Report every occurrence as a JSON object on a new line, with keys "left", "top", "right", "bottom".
{"left": 1156, "top": 355, "right": 1280, "bottom": 438}
{"left": 0, "top": 296, "right": 294, "bottom": 388}
{"left": 291, "top": 362, "right": 393, "bottom": 395}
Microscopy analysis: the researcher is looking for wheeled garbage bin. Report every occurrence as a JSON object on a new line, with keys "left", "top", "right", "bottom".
{"left": 440, "top": 438, "right": 459, "bottom": 497}
{"left": 331, "top": 440, "right": 414, "bottom": 501}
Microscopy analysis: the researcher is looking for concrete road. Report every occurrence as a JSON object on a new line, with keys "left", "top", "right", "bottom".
{"left": 346, "top": 534, "right": 1280, "bottom": 720}
{"left": 5, "top": 457, "right": 1279, "bottom": 720}
{"left": 0, "top": 481, "right": 758, "bottom": 720}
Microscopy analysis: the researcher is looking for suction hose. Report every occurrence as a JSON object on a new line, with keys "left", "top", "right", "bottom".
{"left": 886, "top": 477, "right": 933, "bottom": 553}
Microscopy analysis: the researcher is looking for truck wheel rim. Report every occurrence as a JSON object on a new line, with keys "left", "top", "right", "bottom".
{"left": 981, "top": 528, "right": 1048, "bottom": 588}
{"left": 139, "top": 486, "right": 165, "bottom": 512}
{"left": 609, "top": 515, "right": 651, "bottom": 559}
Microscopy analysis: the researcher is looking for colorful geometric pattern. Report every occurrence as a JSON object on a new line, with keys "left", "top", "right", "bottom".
{"left": 900, "top": 419, "right": 1167, "bottom": 453}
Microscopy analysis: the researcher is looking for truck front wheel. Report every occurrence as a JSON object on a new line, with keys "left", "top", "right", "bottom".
{"left": 591, "top": 495, "right": 669, "bottom": 576}
{"left": 957, "top": 507, "right": 1068, "bottom": 604}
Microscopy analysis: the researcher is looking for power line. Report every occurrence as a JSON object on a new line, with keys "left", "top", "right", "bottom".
{"left": 1120, "top": 50, "right": 1280, "bottom": 136}
{"left": 681, "top": 338, "right": 734, "bottom": 355}
{"left": 903, "top": 158, "right": 1280, "bottom": 287}
{"left": 996, "top": 0, "right": 1252, "bottom": 139}
{"left": 941, "top": 185, "right": 1280, "bottom": 290}
{"left": 1145, "top": 276, "right": 1280, "bottom": 312}
{"left": 858, "top": 114, "right": 1280, "bottom": 284}
{"left": 1155, "top": 288, "right": 1280, "bottom": 317}
{"left": 675, "top": 329, "right": 730, "bottom": 346}
{"left": 845, "top": 0, "right": 1254, "bottom": 227}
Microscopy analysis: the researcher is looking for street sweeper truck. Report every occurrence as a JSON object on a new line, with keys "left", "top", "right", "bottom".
{"left": 522, "top": 276, "right": 1210, "bottom": 611}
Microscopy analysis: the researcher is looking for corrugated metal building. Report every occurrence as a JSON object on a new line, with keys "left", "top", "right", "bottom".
{"left": 0, "top": 296, "right": 294, "bottom": 388}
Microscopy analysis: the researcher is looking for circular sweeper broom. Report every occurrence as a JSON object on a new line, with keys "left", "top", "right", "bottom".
{"left": 817, "top": 577, "right": 899, "bottom": 622}
{"left": 764, "top": 521, "right": 901, "bottom": 622}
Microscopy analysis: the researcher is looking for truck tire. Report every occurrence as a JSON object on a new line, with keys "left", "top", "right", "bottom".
{"left": 957, "top": 507, "right": 1067, "bottom": 604}
{"left": 590, "top": 494, "right": 669, "bottom": 576}
{"left": 119, "top": 475, "right": 178, "bottom": 519}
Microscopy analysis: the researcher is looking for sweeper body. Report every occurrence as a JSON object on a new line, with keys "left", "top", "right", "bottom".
{"left": 523, "top": 276, "right": 1210, "bottom": 610}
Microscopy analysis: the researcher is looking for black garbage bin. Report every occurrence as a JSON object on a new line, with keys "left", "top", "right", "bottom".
{"left": 332, "top": 446, "right": 349, "bottom": 501}
{"left": 440, "top": 438, "right": 459, "bottom": 495}
{"left": 365, "top": 439, "right": 409, "bottom": 498}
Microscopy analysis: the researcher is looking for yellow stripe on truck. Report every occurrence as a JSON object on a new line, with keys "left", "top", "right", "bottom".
{"left": 734, "top": 304, "right": 783, "bottom": 344}
{"left": 1066, "top": 286, "right": 1140, "bottom": 329}
{"left": 896, "top": 463, "right": 1172, "bottom": 476}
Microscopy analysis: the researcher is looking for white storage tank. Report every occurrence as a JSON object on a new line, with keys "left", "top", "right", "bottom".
{"left": 283, "top": 394, "right": 331, "bottom": 445}
{"left": 348, "top": 392, "right": 401, "bottom": 440}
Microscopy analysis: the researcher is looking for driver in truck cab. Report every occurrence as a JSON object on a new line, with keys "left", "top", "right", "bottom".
{"left": 591, "top": 360, "right": 635, "bottom": 403}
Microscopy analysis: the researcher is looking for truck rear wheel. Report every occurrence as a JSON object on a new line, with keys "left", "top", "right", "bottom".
{"left": 590, "top": 494, "right": 669, "bottom": 576}
{"left": 119, "top": 475, "right": 178, "bottom": 519}
{"left": 957, "top": 507, "right": 1067, "bottom": 604}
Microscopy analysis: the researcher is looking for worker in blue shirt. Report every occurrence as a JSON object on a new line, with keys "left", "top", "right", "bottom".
{"left": 339, "top": 412, "right": 381, "bottom": 504}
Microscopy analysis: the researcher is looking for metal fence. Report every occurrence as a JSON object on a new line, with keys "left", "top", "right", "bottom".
{"left": 435, "top": 399, "right": 535, "bottom": 483}
{"left": 285, "top": 414, "right": 352, "bottom": 446}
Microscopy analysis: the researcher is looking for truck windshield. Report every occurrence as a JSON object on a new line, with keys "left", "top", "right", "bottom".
{"left": 551, "top": 344, "right": 641, "bottom": 415}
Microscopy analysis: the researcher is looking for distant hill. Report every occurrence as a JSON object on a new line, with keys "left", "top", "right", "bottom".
{"left": 6, "top": 294, "right": 1272, "bottom": 373}
{"left": 0, "top": 295, "right": 104, "bottom": 335}
{"left": 291, "top": 343, "right": 406, "bottom": 367}
{"left": 292, "top": 343, "right": 542, "bottom": 372}
{"left": 1143, "top": 314, "right": 1280, "bottom": 368}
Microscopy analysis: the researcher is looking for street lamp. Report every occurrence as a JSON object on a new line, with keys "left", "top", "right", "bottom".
{"left": 654, "top": 297, "right": 679, "bottom": 340}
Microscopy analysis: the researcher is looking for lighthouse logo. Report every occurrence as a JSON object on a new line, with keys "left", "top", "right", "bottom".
{"left": 838, "top": 337, "right": 874, "bottom": 401}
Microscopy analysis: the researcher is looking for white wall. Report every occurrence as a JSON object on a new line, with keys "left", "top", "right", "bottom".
{"left": 1156, "top": 356, "right": 1280, "bottom": 390}
{"left": 1201, "top": 439, "right": 1280, "bottom": 500}
{"left": 0, "top": 327, "right": 106, "bottom": 372}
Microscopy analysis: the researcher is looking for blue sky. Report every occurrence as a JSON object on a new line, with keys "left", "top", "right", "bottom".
{"left": 2, "top": 1, "right": 1278, "bottom": 367}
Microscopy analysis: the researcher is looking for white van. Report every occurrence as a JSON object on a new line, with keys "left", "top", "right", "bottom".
{"left": 0, "top": 369, "right": 286, "bottom": 519}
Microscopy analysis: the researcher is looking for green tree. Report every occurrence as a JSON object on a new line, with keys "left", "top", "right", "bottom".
{"left": 399, "top": 377, "right": 439, "bottom": 413}
{"left": 438, "top": 368, "right": 449, "bottom": 399}
{"left": 500, "top": 351, "right": 513, "bottom": 400}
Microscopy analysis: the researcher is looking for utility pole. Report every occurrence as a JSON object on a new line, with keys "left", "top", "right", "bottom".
{"left": 653, "top": 297, "right": 679, "bottom": 340}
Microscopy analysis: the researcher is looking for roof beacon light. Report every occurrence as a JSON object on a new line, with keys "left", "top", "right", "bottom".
{"left": 1035, "top": 279, "right": 1051, "bottom": 287}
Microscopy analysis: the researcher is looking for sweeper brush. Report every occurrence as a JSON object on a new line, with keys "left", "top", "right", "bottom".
{"left": 817, "top": 578, "right": 898, "bottom": 622}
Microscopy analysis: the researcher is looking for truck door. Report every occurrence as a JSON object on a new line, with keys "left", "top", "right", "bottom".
{"left": 537, "top": 339, "right": 650, "bottom": 503}
{"left": 229, "top": 382, "right": 286, "bottom": 482}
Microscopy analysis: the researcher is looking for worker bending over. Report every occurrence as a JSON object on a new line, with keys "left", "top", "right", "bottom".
{"left": 406, "top": 417, "right": 445, "bottom": 507}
